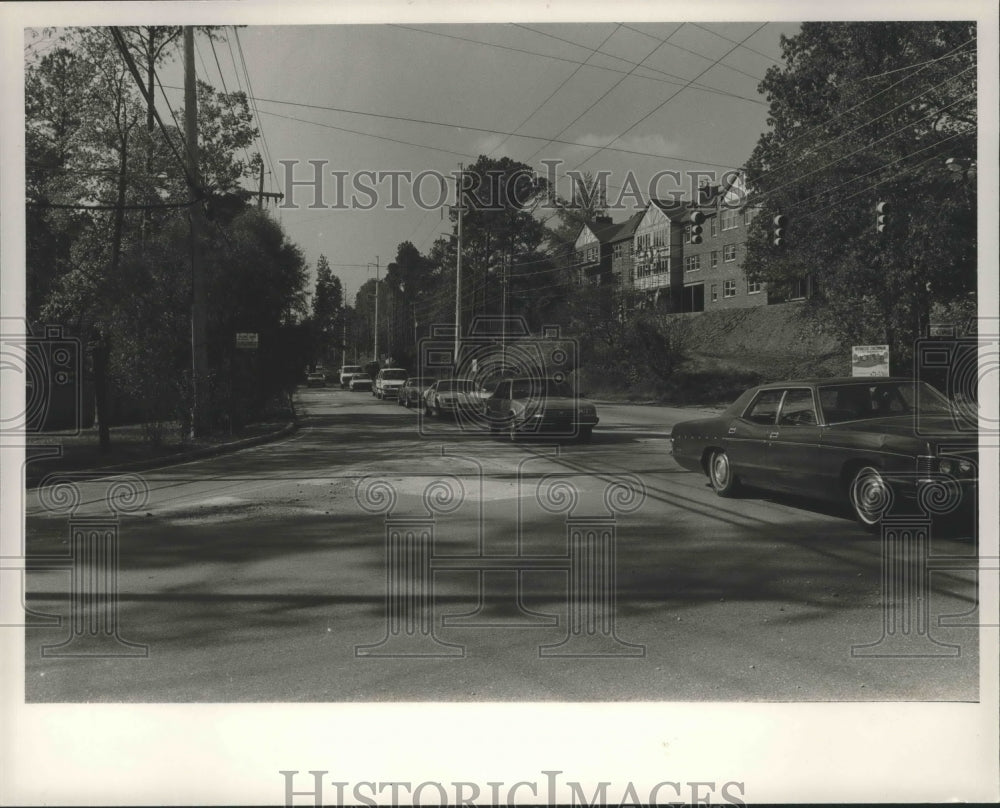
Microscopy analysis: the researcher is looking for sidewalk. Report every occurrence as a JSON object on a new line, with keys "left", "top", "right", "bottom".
{"left": 23, "top": 419, "right": 297, "bottom": 489}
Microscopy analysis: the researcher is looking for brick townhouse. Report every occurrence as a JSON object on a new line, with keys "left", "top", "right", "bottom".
{"left": 571, "top": 172, "right": 807, "bottom": 315}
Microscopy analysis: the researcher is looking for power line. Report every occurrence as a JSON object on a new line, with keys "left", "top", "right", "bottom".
{"left": 28, "top": 198, "right": 197, "bottom": 211}
{"left": 487, "top": 24, "right": 623, "bottom": 160}
{"left": 237, "top": 91, "right": 741, "bottom": 170}
{"left": 392, "top": 24, "right": 765, "bottom": 107}
{"left": 787, "top": 128, "right": 973, "bottom": 219}
{"left": 233, "top": 27, "right": 277, "bottom": 195}
{"left": 521, "top": 23, "right": 685, "bottom": 167}
{"left": 107, "top": 27, "right": 198, "bottom": 193}
{"left": 510, "top": 23, "right": 766, "bottom": 106}
{"left": 571, "top": 23, "right": 768, "bottom": 174}
{"left": 757, "top": 36, "right": 976, "bottom": 161}
{"left": 688, "top": 23, "right": 782, "bottom": 65}
{"left": 616, "top": 23, "right": 765, "bottom": 83}
{"left": 753, "top": 90, "right": 976, "bottom": 203}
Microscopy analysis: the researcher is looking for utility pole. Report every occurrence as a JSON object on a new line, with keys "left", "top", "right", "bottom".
{"left": 454, "top": 163, "right": 463, "bottom": 368}
{"left": 341, "top": 309, "right": 347, "bottom": 369}
{"left": 257, "top": 156, "right": 265, "bottom": 209}
{"left": 373, "top": 257, "right": 380, "bottom": 364}
{"left": 501, "top": 252, "right": 509, "bottom": 367}
{"left": 184, "top": 26, "right": 207, "bottom": 438}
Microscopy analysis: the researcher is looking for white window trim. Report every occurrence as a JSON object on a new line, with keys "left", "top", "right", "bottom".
{"left": 723, "top": 244, "right": 737, "bottom": 263}
{"left": 723, "top": 280, "right": 737, "bottom": 298}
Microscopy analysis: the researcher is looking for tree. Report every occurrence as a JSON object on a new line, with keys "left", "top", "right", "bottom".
{"left": 742, "top": 22, "right": 976, "bottom": 368}
{"left": 27, "top": 27, "right": 302, "bottom": 445}
{"left": 311, "top": 254, "right": 344, "bottom": 366}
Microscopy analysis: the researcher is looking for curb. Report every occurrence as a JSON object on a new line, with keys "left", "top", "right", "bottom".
{"left": 26, "top": 420, "right": 299, "bottom": 489}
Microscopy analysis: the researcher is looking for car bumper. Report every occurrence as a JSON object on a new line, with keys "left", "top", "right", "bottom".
{"left": 513, "top": 415, "right": 599, "bottom": 434}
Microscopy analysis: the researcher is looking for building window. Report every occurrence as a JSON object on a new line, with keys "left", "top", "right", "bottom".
{"left": 710, "top": 216, "right": 719, "bottom": 237}
{"left": 684, "top": 254, "right": 701, "bottom": 272}
{"left": 790, "top": 277, "right": 810, "bottom": 300}
{"left": 748, "top": 279, "right": 763, "bottom": 294}
{"left": 721, "top": 208, "right": 739, "bottom": 231}
{"left": 724, "top": 279, "right": 737, "bottom": 298}
{"left": 613, "top": 242, "right": 623, "bottom": 260}
{"left": 723, "top": 244, "right": 737, "bottom": 262}
{"left": 711, "top": 251, "right": 719, "bottom": 268}
{"left": 711, "top": 284, "right": 718, "bottom": 302}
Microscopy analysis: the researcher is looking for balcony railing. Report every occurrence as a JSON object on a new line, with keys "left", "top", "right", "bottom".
{"left": 634, "top": 271, "right": 671, "bottom": 290}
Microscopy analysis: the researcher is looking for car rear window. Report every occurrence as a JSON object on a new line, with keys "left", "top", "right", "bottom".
{"left": 381, "top": 370, "right": 407, "bottom": 380}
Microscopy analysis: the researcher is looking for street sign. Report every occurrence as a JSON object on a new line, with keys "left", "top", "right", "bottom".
{"left": 852, "top": 344, "right": 889, "bottom": 376}
{"left": 235, "top": 332, "right": 259, "bottom": 349}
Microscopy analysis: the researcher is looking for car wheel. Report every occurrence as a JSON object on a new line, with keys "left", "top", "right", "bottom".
{"left": 848, "top": 465, "right": 891, "bottom": 528}
{"left": 708, "top": 450, "right": 740, "bottom": 496}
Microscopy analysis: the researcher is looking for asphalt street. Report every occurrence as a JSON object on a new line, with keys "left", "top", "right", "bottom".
{"left": 22, "top": 386, "right": 979, "bottom": 701}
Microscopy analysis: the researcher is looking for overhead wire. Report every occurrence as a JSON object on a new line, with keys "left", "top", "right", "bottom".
{"left": 570, "top": 23, "right": 769, "bottom": 174}
{"left": 747, "top": 64, "right": 977, "bottom": 187}
{"left": 510, "top": 23, "right": 766, "bottom": 106}
{"left": 233, "top": 26, "right": 277, "bottom": 195}
{"left": 391, "top": 24, "right": 765, "bottom": 107}
{"left": 487, "top": 23, "right": 623, "bottom": 160}
{"left": 520, "top": 23, "right": 686, "bottom": 167}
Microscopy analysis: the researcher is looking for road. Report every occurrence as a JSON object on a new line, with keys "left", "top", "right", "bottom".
{"left": 22, "top": 387, "right": 979, "bottom": 701}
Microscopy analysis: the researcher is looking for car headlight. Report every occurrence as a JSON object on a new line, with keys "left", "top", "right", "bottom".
{"left": 939, "top": 458, "right": 954, "bottom": 475}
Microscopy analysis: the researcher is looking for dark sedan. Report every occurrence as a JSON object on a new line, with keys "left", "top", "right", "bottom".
{"left": 484, "top": 377, "right": 599, "bottom": 441}
{"left": 669, "top": 378, "right": 977, "bottom": 527}
{"left": 423, "top": 378, "right": 489, "bottom": 420}
{"left": 398, "top": 376, "right": 434, "bottom": 408}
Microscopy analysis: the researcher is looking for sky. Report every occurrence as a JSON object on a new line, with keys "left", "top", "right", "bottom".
{"left": 23, "top": 16, "right": 802, "bottom": 304}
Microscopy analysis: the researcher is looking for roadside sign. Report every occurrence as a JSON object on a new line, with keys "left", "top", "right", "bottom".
{"left": 852, "top": 344, "right": 889, "bottom": 376}
{"left": 235, "top": 332, "right": 259, "bottom": 349}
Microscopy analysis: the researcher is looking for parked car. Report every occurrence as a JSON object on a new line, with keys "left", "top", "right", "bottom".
{"left": 483, "top": 377, "right": 599, "bottom": 441}
{"left": 348, "top": 372, "right": 373, "bottom": 392}
{"left": 374, "top": 367, "right": 408, "bottom": 399}
{"left": 669, "top": 377, "right": 978, "bottom": 528}
{"left": 398, "top": 377, "right": 433, "bottom": 408}
{"left": 339, "top": 365, "right": 362, "bottom": 389}
{"left": 423, "top": 378, "right": 490, "bottom": 420}
{"left": 305, "top": 371, "right": 326, "bottom": 388}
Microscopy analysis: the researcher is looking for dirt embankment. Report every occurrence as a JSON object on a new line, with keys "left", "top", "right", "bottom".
{"left": 673, "top": 302, "right": 846, "bottom": 380}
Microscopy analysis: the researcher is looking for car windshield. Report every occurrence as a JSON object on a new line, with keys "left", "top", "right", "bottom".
{"left": 352, "top": 374, "right": 370, "bottom": 380}
{"left": 818, "top": 381, "right": 955, "bottom": 424}
{"left": 510, "top": 379, "right": 574, "bottom": 399}
{"left": 436, "top": 379, "right": 480, "bottom": 393}
{"left": 381, "top": 370, "right": 407, "bottom": 380}
{"left": 342, "top": 366, "right": 360, "bottom": 373}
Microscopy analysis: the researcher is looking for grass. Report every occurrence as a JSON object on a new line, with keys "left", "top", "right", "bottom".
{"left": 24, "top": 419, "right": 290, "bottom": 485}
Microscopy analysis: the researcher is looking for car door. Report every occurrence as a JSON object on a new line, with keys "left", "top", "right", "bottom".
{"left": 725, "top": 388, "right": 783, "bottom": 483}
{"left": 765, "top": 387, "right": 825, "bottom": 494}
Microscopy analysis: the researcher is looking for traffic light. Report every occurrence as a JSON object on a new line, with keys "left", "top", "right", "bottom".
{"left": 772, "top": 214, "right": 787, "bottom": 247}
{"left": 689, "top": 210, "right": 704, "bottom": 244}
{"left": 876, "top": 200, "right": 890, "bottom": 234}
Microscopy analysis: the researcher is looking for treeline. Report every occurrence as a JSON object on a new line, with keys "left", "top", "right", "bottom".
{"left": 26, "top": 27, "right": 310, "bottom": 447}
